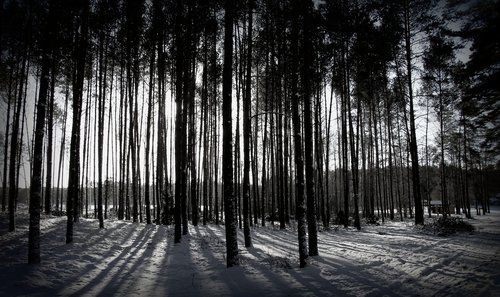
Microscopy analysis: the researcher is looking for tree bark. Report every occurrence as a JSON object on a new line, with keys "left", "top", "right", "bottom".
{"left": 291, "top": 0, "right": 308, "bottom": 268}
{"left": 302, "top": 0, "right": 318, "bottom": 256}
{"left": 222, "top": 0, "right": 239, "bottom": 267}
{"left": 29, "top": 0, "right": 56, "bottom": 260}
{"left": 404, "top": 0, "right": 424, "bottom": 225}
{"left": 242, "top": 0, "right": 254, "bottom": 248}
{"left": 67, "top": 0, "right": 89, "bottom": 244}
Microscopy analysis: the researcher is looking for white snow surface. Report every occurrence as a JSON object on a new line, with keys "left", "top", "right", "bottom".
{"left": 1, "top": 207, "right": 499, "bottom": 297}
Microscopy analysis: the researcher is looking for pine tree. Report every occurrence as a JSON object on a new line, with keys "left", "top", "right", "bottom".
{"left": 291, "top": 0, "right": 308, "bottom": 268}
{"left": 301, "top": 0, "right": 318, "bottom": 256}
{"left": 222, "top": 0, "right": 239, "bottom": 268}
{"left": 67, "top": 0, "right": 90, "bottom": 244}
{"left": 29, "top": 0, "right": 59, "bottom": 264}
{"left": 242, "top": 0, "right": 254, "bottom": 248}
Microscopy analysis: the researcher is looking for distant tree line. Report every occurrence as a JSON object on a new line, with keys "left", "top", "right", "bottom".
{"left": 0, "top": 0, "right": 498, "bottom": 267}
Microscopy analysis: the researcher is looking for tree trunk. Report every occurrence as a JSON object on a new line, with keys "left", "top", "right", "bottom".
{"left": 9, "top": 42, "right": 28, "bottom": 232}
{"left": 67, "top": 0, "right": 89, "bottom": 244}
{"left": 404, "top": 0, "right": 423, "bottom": 225}
{"left": 144, "top": 26, "right": 155, "bottom": 225}
{"left": 44, "top": 59, "right": 56, "bottom": 215}
{"left": 301, "top": 0, "right": 318, "bottom": 257}
{"left": 291, "top": 0, "right": 308, "bottom": 268}
{"left": 2, "top": 60, "right": 14, "bottom": 213}
{"left": 222, "top": 0, "right": 239, "bottom": 268}
{"left": 97, "top": 28, "right": 106, "bottom": 229}
{"left": 242, "top": 0, "right": 254, "bottom": 248}
{"left": 174, "top": 0, "right": 185, "bottom": 243}
{"left": 29, "top": 0, "right": 56, "bottom": 260}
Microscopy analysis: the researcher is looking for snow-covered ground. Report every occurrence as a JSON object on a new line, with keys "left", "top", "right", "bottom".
{"left": 1, "top": 207, "right": 499, "bottom": 296}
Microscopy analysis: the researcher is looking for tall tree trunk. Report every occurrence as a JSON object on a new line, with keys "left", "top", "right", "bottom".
{"left": 291, "top": 0, "right": 308, "bottom": 268}
{"left": 252, "top": 70, "right": 260, "bottom": 226}
{"left": 144, "top": 33, "right": 155, "bottom": 225}
{"left": 29, "top": 0, "right": 57, "bottom": 261}
{"left": 125, "top": 0, "right": 142, "bottom": 224}
{"left": 189, "top": 52, "right": 198, "bottom": 227}
{"left": 314, "top": 90, "right": 326, "bottom": 228}
{"left": 260, "top": 111, "right": 268, "bottom": 227}
{"left": 9, "top": 42, "right": 28, "bottom": 232}
{"left": 301, "top": 0, "right": 318, "bottom": 256}
{"left": 341, "top": 66, "right": 349, "bottom": 228}
{"left": 174, "top": 0, "right": 184, "bottom": 243}
{"left": 386, "top": 97, "right": 395, "bottom": 221}
{"left": 222, "top": 0, "right": 239, "bottom": 268}
{"left": 44, "top": 59, "right": 56, "bottom": 215}
{"left": 404, "top": 0, "right": 423, "bottom": 225}
{"left": 425, "top": 92, "right": 431, "bottom": 218}
{"left": 56, "top": 84, "right": 69, "bottom": 213}
{"left": 462, "top": 114, "right": 471, "bottom": 218}
{"left": 324, "top": 82, "right": 335, "bottom": 226}
{"left": 242, "top": 0, "right": 254, "bottom": 248}
{"left": 439, "top": 86, "right": 447, "bottom": 219}
{"left": 97, "top": 29, "right": 106, "bottom": 229}
{"left": 67, "top": 0, "right": 89, "bottom": 244}
{"left": 181, "top": 2, "right": 194, "bottom": 236}
{"left": 2, "top": 60, "right": 14, "bottom": 213}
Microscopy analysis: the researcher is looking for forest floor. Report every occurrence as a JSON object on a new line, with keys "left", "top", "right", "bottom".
{"left": 1, "top": 206, "right": 499, "bottom": 297}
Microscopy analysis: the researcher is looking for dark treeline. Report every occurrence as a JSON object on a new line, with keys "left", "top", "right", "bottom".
{"left": 1, "top": 0, "right": 499, "bottom": 267}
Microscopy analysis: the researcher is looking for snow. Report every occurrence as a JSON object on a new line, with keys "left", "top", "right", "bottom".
{"left": 1, "top": 207, "right": 499, "bottom": 296}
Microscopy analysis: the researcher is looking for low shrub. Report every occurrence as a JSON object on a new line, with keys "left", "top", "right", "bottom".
{"left": 51, "top": 210, "right": 66, "bottom": 217}
{"left": 363, "top": 214, "right": 380, "bottom": 225}
{"left": 424, "top": 216, "right": 474, "bottom": 236}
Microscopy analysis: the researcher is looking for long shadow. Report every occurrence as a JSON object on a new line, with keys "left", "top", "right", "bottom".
{"left": 62, "top": 224, "right": 155, "bottom": 296}
{"left": 163, "top": 227, "right": 205, "bottom": 296}
{"left": 0, "top": 218, "right": 65, "bottom": 253}
{"left": 32, "top": 219, "right": 140, "bottom": 294}
{"left": 92, "top": 224, "right": 166, "bottom": 295}
{"left": 145, "top": 225, "right": 172, "bottom": 295}
{"left": 245, "top": 227, "right": 354, "bottom": 296}
{"left": 244, "top": 226, "right": 345, "bottom": 295}
{"left": 3, "top": 214, "right": 499, "bottom": 296}
{"left": 252, "top": 225, "right": 429, "bottom": 296}
{"left": 155, "top": 225, "right": 257, "bottom": 296}
{"left": 310, "top": 253, "right": 416, "bottom": 296}
{"left": 201, "top": 225, "right": 263, "bottom": 296}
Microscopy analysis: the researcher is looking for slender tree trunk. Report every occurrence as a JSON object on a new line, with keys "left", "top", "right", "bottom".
{"left": 315, "top": 91, "right": 326, "bottom": 228}
{"left": 56, "top": 84, "right": 69, "bottom": 213}
{"left": 44, "top": 59, "right": 56, "bottom": 215}
{"left": 181, "top": 3, "right": 194, "bottom": 236}
{"left": 462, "top": 115, "right": 471, "bottom": 218}
{"left": 9, "top": 43, "right": 28, "bottom": 232}
{"left": 425, "top": 92, "right": 431, "bottom": 218}
{"left": 29, "top": 0, "right": 56, "bottom": 261}
{"left": 439, "top": 87, "right": 447, "bottom": 219}
{"left": 97, "top": 29, "right": 106, "bottom": 229}
{"left": 386, "top": 99, "right": 395, "bottom": 221}
{"left": 144, "top": 34, "right": 155, "bottom": 225}
{"left": 252, "top": 71, "right": 260, "bottom": 226}
{"left": 347, "top": 71, "right": 360, "bottom": 229}
{"left": 189, "top": 57, "right": 198, "bottom": 227}
{"left": 222, "top": 0, "right": 239, "bottom": 267}
{"left": 261, "top": 111, "right": 268, "bottom": 227}
{"left": 1, "top": 61, "right": 14, "bottom": 213}
{"left": 325, "top": 82, "right": 335, "bottom": 226}
{"left": 174, "top": 0, "right": 184, "bottom": 242}
{"left": 301, "top": 0, "right": 318, "bottom": 256}
{"left": 404, "top": 0, "right": 423, "bottom": 225}
{"left": 242, "top": 0, "right": 254, "bottom": 248}
{"left": 67, "top": 0, "right": 89, "bottom": 244}
{"left": 291, "top": 0, "right": 308, "bottom": 268}
{"left": 341, "top": 64, "right": 349, "bottom": 228}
